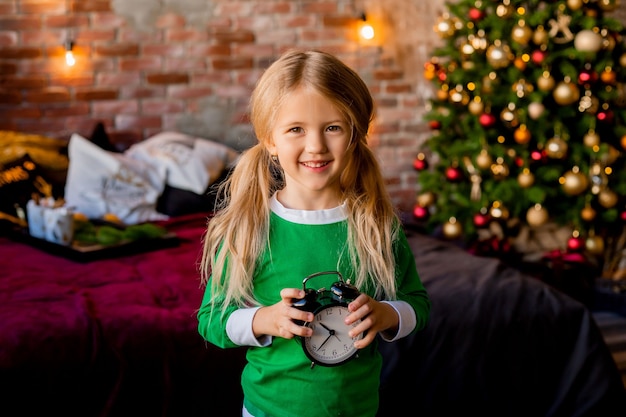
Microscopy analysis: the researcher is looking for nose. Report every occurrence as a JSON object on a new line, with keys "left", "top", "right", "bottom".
{"left": 305, "top": 130, "right": 328, "bottom": 154}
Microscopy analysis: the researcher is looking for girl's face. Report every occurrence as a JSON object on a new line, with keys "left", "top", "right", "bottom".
{"left": 268, "top": 85, "right": 352, "bottom": 210}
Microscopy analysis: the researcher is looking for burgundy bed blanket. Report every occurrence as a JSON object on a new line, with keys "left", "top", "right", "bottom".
{"left": 0, "top": 213, "right": 246, "bottom": 417}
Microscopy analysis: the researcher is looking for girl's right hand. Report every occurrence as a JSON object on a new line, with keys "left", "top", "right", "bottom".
{"left": 252, "top": 288, "right": 314, "bottom": 339}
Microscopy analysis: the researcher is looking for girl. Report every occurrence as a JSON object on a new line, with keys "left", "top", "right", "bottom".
{"left": 197, "top": 49, "right": 430, "bottom": 417}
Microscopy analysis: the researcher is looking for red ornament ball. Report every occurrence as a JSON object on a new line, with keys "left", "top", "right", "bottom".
{"left": 429, "top": 120, "right": 442, "bottom": 129}
{"left": 620, "top": 210, "right": 626, "bottom": 221}
{"left": 468, "top": 7, "right": 484, "bottom": 20}
{"left": 473, "top": 212, "right": 490, "bottom": 228}
{"left": 445, "top": 166, "right": 464, "bottom": 182}
{"left": 530, "top": 149, "right": 546, "bottom": 162}
{"left": 478, "top": 113, "right": 496, "bottom": 127}
{"left": 413, "top": 153, "right": 429, "bottom": 171}
{"left": 567, "top": 235, "right": 585, "bottom": 252}
{"left": 531, "top": 50, "right": 546, "bottom": 65}
{"left": 412, "top": 205, "right": 429, "bottom": 220}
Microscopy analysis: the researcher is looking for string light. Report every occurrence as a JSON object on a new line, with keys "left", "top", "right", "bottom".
{"left": 359, "top": 13, "right": 375, "bottom": 41}
{"left": 64, "top": 39, "right": 75, "bottom": 67}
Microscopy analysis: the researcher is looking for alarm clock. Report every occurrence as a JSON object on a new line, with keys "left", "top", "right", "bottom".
{"left": 292, "top": 271, "right": 364, "bottom": 368}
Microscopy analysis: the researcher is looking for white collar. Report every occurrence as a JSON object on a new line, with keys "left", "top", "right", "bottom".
{"left": 270, "top": 193, "right": 347, "bottom": 225}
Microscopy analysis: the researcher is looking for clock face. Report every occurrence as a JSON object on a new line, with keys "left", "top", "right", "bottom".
{"left": 302, "top": 304, "right": 363, "bottom": 366}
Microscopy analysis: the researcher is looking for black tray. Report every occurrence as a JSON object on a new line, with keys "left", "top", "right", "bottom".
{"left": 9, "top": 226, "right": 180, "bottom": 263}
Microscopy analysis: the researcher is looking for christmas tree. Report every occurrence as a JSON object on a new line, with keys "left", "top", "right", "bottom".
{"left": 416, "top": 0, "right": 626, "bottom": 275}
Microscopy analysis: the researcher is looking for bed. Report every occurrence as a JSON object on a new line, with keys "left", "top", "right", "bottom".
{"left": 1, "top": 130, "right": 625, "bottom": 416}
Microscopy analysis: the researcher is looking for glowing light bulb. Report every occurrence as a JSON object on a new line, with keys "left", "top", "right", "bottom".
{"left": 359, "top": 23, "right": 375, "bottom": 40}
{"left": 65, "top": 49, "right": 76, "bottom": 66}
{"left": 64, "top": 40, "right": 75, "bottom": 67}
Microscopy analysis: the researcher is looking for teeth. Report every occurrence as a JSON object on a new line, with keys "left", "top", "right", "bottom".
{"left": 303, "top": 161, "right": 328, "bottom": 168}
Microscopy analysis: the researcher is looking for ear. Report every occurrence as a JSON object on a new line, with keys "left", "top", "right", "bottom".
{"left": 266, "top": 142, "right": 277, "bottom": 156}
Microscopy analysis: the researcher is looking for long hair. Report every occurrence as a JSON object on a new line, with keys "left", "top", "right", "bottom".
{"left": 200, "top": 49, "right": 400, "bottom": 308}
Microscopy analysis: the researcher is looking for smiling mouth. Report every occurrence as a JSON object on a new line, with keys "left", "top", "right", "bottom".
{"left": 301, "top": 161, "right": 330, "bottom": 168}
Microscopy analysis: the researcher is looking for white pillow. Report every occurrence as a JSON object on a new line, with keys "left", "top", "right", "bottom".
{"left": 64, "top": 134, "right": 168, "bottom": 224}
{"left": 125, "top": 131, "right": 239, "bottom": 194}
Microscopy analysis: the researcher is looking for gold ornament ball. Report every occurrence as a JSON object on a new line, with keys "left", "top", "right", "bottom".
{"left": 545, "top": 137, "right": 568, "bottom": 159}
{"left": 574, "top": 29, "right": 603, "bottom": 53}
{"left": 528, "top": 102, "right": 545, "bottom": 119}
{"left": 442, "top": 218, "right": 463, "bottom": 239}
{"left": 561, "top": 170, "right": 588, "bottom": 195}
{"left": 553, "top": 81, "right": 580, "bottom": 105}
{"left": 526, "top": 204, "right": 548, "bottom": 227}
{"left": 585, "top": 235, "right": 605, "bottom": 255}
{"left": 599, "top": 188, "right": 618, "bottom": 208}
{"left": 567, "top": 0, "right": 584, "bottom": 10}
{"left": 468, "top": 99, "right": 484, "bottom": 115}
{"left": 581, "top": 205, "right": 597, "bottom": 221}
{"left": 620, "top": 53, "right": 626, "bottom": 68}
{"left": 537, "top": 73, "right": 555, "bottom": 91}
{"left": 511, "top": 23, "right": 532, "bottom": 45}
{"left": 486, "top": 43, "right": 512, "bottom": 69}
{"left": 436, "top": 88, "right": 449, "bottom": 101}
{"left": 489, "top": 202, "right": 509, "bottom": 220}
{"left": 584, "top": 131, "right": 601, "bottom": 148}
{"left": 416, "top": 191, "right": 435, "bottom": 207}
{"left": 598, "top": 0, "right": 618, "bottom": 12}
{"left": 518, "top": 169, "right": 535, "bottom": 188}
{"left": 513, "top": 125, "right": 531, "bottom": 144}
{"left": 476, "top": 150, "right": 492, "bottom": 170}
{"left": 533, "top": 26, "right": 549, "bottom": 45}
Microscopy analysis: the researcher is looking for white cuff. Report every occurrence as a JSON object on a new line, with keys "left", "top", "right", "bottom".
{"left": 379, "top": 300, "right": 416, "bottom": 342}
{"left": 226, "top": 307, "right": 272, "bottom": 347}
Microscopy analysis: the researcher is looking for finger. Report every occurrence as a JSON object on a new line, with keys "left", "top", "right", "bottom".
{"left": 280, "top": 288, "right": 305, "bottom": 301}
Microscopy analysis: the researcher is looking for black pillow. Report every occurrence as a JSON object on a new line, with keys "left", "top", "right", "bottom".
{"left": 89, "top": 121, "right": 120, "bottom": 153}
{"left": 156, "top": 169, "right": 229, "bottom": 217}
{"left": 0, "top": 154, "right": 56, "bottom": 232}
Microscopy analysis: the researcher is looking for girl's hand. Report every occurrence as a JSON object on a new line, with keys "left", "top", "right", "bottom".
{"left": 345, "top": 294, "right": 399, "bottom": 349}
{"left": 252, "top": 288, "right": 314, "bottom": 339}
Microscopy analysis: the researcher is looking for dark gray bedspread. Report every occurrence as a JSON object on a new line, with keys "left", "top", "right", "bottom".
{"left": 378, "top": 230, "right": 626, "bottom": 416}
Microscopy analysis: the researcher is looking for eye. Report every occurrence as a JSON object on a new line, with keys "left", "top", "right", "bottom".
{"left": 289, "top": 126, "right": 304, "bottom": 134}
{"left": 326, "top": 125, "right": 343, "bottom": 133}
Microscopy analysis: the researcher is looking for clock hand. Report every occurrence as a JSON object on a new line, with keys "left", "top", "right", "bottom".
{"left": 320, "top": 322, "right": 342, "bottom": 342}
{"left": 317, "top": 333, "right": 333, "bottom": 351}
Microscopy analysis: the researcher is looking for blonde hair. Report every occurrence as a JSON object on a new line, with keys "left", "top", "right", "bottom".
{"left": 200, "top": 49, "right": 400, "bottom": 308}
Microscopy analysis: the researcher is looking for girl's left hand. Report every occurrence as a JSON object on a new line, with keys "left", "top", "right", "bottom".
{"left": 344, "top": 294, "right": 399, "bottom": 349}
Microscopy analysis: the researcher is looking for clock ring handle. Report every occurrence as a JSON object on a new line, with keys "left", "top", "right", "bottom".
{"left": 301, "top": 271, "right": 345, "bottom": 291}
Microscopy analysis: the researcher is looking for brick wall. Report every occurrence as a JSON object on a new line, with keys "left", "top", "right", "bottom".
{"left": 13, "top": 1, "right": 626, "bottom": 214}
{"left": 0, "top": 0, "right": 448, "bottom": 212}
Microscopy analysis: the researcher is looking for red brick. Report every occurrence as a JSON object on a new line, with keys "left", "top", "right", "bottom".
{"left": 0, "top": 75, "right": 47, "bottom": 89}
{"left": 0, "top": 46, "right": 41, "bottom": 59}
{"left": 212, "top": 30, "right": 256, "bottom": 44}
{"left": 44, "top": 102, "right": 91, "bottom": 117}
{"left": 1, "top": 107, "right": 42, "bottom": 118}
{"left": 71, "top": 0, "right": 111, "bottom": 13}
{"left": 146, "top": 73, "right": 189, "bottom": 85}
{"left": 46, "top": 15, "right": 90, "bottom": 28}
{"left": 20, "top": 0, "right": 65, "bottom": 14}
{"left": 302, "top": 2, "right": 338, "bottom": 14}
{"left": 119, "top": 57, "right": 163, "bottom": 72}
{"left": 75, "top": 89, "right": 119, "bottom": 101}
{"left": 0, "top": 16, "right": 40, "bottom": 31}
{"left": 95, "top": 44, "right": 140, "bottom": 57}
{"left": 168, "top": 85, "right": 213, "bottom": 100}
{"left": 141, "top": 99, "right": 185, "bottom": 115}
{"left": 25, "top": 87, "right": 71, "bottom": 103}
{"left": 166, "top": 29, "right": 209, "bottom": 43}
{"left": 0, "top": 90, "right": 21, "bottom": 104}
{"left": 92, "top": 100, "right": 138, "bottom": 116}
{"left": 0, "top": 62, "right": 18, "bottom": 75}
{"left": 374, "top": 68, "right": 404, "bottom": 81}
{"left": 212, "top": 57, "right": 253, "bottom": 70}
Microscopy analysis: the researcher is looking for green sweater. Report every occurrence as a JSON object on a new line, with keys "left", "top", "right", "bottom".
{"left": 197, "top": 197, "right": 430, "bottom": 417}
